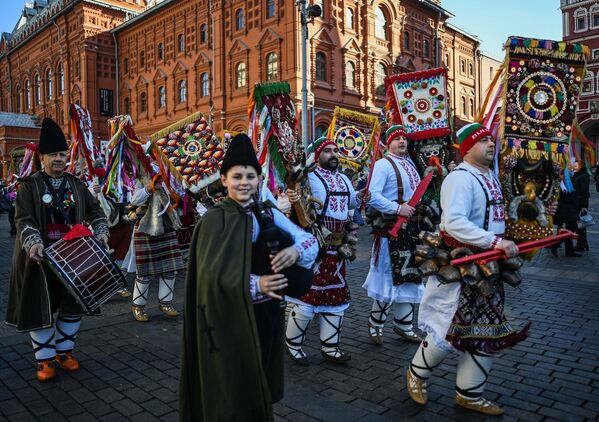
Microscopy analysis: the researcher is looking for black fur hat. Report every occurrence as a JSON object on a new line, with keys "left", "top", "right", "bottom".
{"left": 220, "top": 133, "right": 261, "bottom": 176}
{"left": 38, "top": 118, "right": 68, "bottom": 154}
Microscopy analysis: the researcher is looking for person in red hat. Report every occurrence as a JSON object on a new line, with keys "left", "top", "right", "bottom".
{"left": 406, "top": 122, "right": 522, "bottom": 416}
{"left": 285, "top": 136, "right": 369, "bottom": 365}
{"left": 362, "top": 124, "right": 425, "bottom": 345}
{"left": 6, "top": 118, "right": 109, "bottom": 382}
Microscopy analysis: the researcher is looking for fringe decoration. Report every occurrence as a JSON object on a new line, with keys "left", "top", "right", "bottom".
{"left": 447, "top": 321, "right": 531, "bottom": 354}
{"left": 149, "top": 111, "right": 206, "bottom": 143}
{"left": 252, "top": 82, "right": 290, "bottom": 110}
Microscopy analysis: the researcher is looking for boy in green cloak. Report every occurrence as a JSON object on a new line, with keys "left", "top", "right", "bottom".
{"left": 179, "top": 134, "right": 318, "bottom": 421}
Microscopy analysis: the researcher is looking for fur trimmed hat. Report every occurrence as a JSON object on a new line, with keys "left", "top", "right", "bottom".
{"left": 456, "top": 123, "right": 493, "bottom": 157}
{"left": 38, "top": 118, "right": 68, "bottom": 154}
{"left": 220, "top": 133, "right": 261, "bottom": 176}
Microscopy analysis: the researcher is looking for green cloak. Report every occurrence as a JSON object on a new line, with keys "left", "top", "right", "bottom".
{"left": 179, "top": 198, "right": 282, "bottom": 422}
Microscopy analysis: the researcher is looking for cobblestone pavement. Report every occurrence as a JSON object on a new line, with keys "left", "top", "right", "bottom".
{"left": 1, "top": 193, "right": 598, "bottom": 421}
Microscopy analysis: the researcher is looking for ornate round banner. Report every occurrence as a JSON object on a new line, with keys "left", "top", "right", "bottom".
{"left": 334, "top": 126, "right": 367, "bottom": 159}
{"left": 516, "top": 71, "right": 567, "bottom": 124}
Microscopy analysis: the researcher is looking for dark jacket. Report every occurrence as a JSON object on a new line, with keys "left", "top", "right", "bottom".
{"left": 573, "top": 170, "right": 590, "bottom": 210}
{"left": 6, "top": 171, "right": 107, "bottom": 332}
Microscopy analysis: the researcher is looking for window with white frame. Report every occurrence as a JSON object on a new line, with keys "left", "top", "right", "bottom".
{"left": 346, "top": 61, "right": 355, "bottom": 88}
{"left": 593, "top": 49, "right": 599, "bottom": 60}
{"left": 575, "top": 8, "right": 588, "bottom": 32}
{"left": 266, "top": 53, "right": 278, "bottom": 81}
{"left": 201, "top": 73, "right": 209, "bottom": 96}
{"left": 591, "top": 4, "right": 599, "bottom": 27}
{"left": 346, "top": 8, "right": 354, "bottom": 30}
{"left": 178, "top": 80, "right": 187, "bottom": 103}
{"left": 583, "top": 71, "right": 594, "bottom": 94}
{"left": 236, "top": 62, "right": 247, "bottom": 88}
{"left": 158, "top": 86, "right": 166, "bottom": 109}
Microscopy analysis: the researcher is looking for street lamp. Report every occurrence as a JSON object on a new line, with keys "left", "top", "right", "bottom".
{"left": 298, "top": 0, "right": 321, "bottom": 147}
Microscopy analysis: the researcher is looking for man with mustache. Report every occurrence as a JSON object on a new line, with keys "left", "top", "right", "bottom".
{"left": 363, "top": 125, "right": 425, "bottom": 345}
{"left": 6, "top": 118, "right": 109, "bottom": 381}
{"left": 407, "top": 122, "right": 521, "bottom": 416}
{"left": 285, "top": 137, "right": 368, "bottom": 364}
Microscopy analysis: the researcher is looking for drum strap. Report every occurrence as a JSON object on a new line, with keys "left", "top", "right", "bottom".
{"left": 41, "top": 173, "right": 72, "bottom": 225}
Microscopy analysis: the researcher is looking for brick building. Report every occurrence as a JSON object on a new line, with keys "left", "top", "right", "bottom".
{"left": 562, "top": 0, "right": 599, "bottom": 150}
{"left": 1, "top": 0, "right": 496, "bottom": 176}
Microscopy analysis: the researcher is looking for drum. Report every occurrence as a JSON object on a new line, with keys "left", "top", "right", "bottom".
{"left": 43, "top": 235, "right": 127, "bottom": 314}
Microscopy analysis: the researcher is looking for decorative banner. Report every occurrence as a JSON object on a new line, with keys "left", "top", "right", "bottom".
{"left": 248, "top": 82, "right": 303, "bottom": 191}
{"left": 151, "top": 112, "right": 224, "bottom": 193}
{"left": 219, "top": 129, "right": 243, "bottom": 152}
{"left": 498, "top": 36, "right": 589, "bottom": 244}
{"left": 68, "top": 103, "right": 101, "bottom": 178}
{"left": 326, "top": 107, "right": 379, "bottom": 173}
{"left": 385, "top": 67, "right": 451, "bottom": 140}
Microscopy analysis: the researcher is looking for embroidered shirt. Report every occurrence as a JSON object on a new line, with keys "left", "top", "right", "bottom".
{"left": 308, "top": 167, "right": 359, "bottom": 221}
{"left": 368, "top": 154, "right": 421, "bottom": 214}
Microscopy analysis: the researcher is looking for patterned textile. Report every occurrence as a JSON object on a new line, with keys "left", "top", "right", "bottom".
{"left": 326, "top": 107, "right": 379, "bottom": 173}
{"left": 387, "top": 220, "right": 421, "bottom": 285}
{"left": 152, "top": 113, "right": 224, "bottom": 193}
{"left": 385, "top": 68, "right": 451, "bottom": 140}
{"left": 134, "top": 229, "right": 185, "bottom": 277}
{"left": 298, "top": 218, "right": 349, "bottom": 307}
{"left": 68, "top": 104, "right": 100, "bottom": 178}
{"left": 446, "top": 282, "right": 530, "bottom": 354}
{"left": 496, "top": 37, "right": 589, "bottom": 243}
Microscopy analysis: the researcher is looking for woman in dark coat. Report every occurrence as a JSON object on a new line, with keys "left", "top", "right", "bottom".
{"left": 550, "top": 165, "right": 582, "bottom": 257}
{"left": 573, "top": 160, "right": 590, "bottom": 251}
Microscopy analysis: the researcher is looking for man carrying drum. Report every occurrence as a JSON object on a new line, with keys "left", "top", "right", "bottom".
{"left": 6, "top": 118, "right": 110, "bottom": 382}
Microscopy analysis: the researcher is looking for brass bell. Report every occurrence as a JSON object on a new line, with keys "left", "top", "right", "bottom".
{"left": 415, "top": 245, "right": 436, "bottom": 259}
{"left": 346, "top": 222, "right": 359, "bottom": 232}
{"left": 459, "top": 263, "right": 481, "bottom": 285}
{"left": 434, "top": 249, "right": 451, "bottom": 266}
{"left": 475, "top": 279, "right": 496, "bottom": 298}
{"left": 344, "top": 234, "right": 359, "bottom": 245}
{"left": 437, "top": 265, "right": 461, "bottom": 284}
{"left": 502, "top": 256, "right": 524, "bottom": 271}
{"left": 450, "top": 247, "right": 473, "bottom": 259}
{"left": 419, "top": 216, "right": 434, "bottom": 231}
{"left": 418, "top": 231, "right": 443, "bottom": 248}
{"left": 501, "top": 270, "right": 522, "bottom": 288}
{"left": 478, "top": 260, "right": 500, "bottom": 278}
{"left": 338, "top": 244, "right": 354, "bottom": 260}
{"left": 418, "top": 259, "right": 439, "bottom": 276}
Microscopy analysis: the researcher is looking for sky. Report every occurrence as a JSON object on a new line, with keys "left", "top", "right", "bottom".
{"left": 443, "top": 0, "right": 563, "bottom": 60}
{"left": 0, "top": 0, "right": 563, "bottom": 60}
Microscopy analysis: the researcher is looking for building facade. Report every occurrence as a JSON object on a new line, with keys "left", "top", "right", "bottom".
{"left": 1, "top": 0, "right": 494, "bottom": 176}
{"left": 562, "top": 0, "right": 599, "bottom": 148}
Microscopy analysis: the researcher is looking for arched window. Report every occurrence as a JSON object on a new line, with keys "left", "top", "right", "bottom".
{"left": 124, "top": 97, "right": 131, "bottom": 115}
{"left": 15, "top": 84, "right": 21, "bottom": 113}
{"left": 25, "top": 79, "right": 31, "bottom": 109}
{"left": 375, "top": 62, "right": 386, "bottom": 95}
{"left": 346, "top": 61, "right": 355, "bottom": 88}
{"left": 201, "top": 72, "right": 210, "bottom": 97}
{"left": 178, "top": 80, "right": 187, "bottom": 103}
{"left": 75, "top": 61, "right": 80, "bottom": 78}
{"left": 404, "top": 31, "right": 410, "bottom": 51}
{"left": 583, "top": 71, "right": 594, "bottom": 94}
{"left": 469, "top": 98, "right": 474, "bottom": 117}
{"left": 468, "top": 62, "right": 473, "bottom": 76}
{"left": 46, "top": 68, "right": 53, "bottom": 100}
{"left": 445, "top": 53, "right": 450, "bottom": 67}
{"left": 124, "top": 58, "right": 129, "bottom": 74}
{"left": 200, "top": 24, "right": 207, "bottom": 44}
{"left": 460, "top": 59, "right": 466, "bottom": 74}
{"left": 158, "top": 43, "right": 164, "bottom": 60}
{"left": 236, "top": 62, "right": 247, "bottom": 88}
{"left": 375, "top": 8, "right": 387, "bottom": 39}
{"left": 57, "top": 63, "right": 64, "bottom": 96}
{"left": 315, "top": 124, "right": 328, "bottom": 138}
{"left": 140, "top": 50, "right": 145, "bottom": 68}
{"left": 575, "top": 9, "right": 588, "bottom": 32}
{"left": 178, "top": 34, "right": 185, "bottom": 53}
{"left": 315, "top": 52, "right": 326, "bottom": 81}
{"left": 266, "top": 53, "right": 278, "bottom": 81}
{"left": 461, "top": 96, "right": 466, "bottom": 115}
{"left": 346, "top": 8, "right": 354, "bottom": 30}
{"left": 140, "top": 92, "right": 147, "bottom": 113}
{"left": 236, "top": 9, "right": 245, "bottom": 31}
{"left": 424, "top": 40, "right": 430, "bottom": 58}
{"left": 34, "top": 74, "right": 41, "bottom": 105}
{"left": 158, "top": 86, "right": 166, "bottom": 109}
{"left": 266, "top": 0, "right": 275, "bottom": 18}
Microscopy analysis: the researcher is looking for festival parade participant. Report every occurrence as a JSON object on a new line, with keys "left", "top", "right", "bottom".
{"left": 406, "top": 123, "right": 527, "bottom": 416}
{"left": 130, "top": 167, "right": 185, "bottom": 322}
{"left": 285, "top": 137, "right": 367, "bottom": 365}
{"left": 179, "top": 134, "right": 318, "bottom": 421}
{"left": 363, "top": 125, "right": 424, "bottom": 345}
{"left": 6, "top": 118, "right": 110, "bottom": 381}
